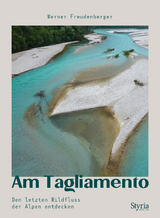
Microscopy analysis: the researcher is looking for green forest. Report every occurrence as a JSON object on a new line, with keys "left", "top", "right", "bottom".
{"left": 12, "top": 26, "right": 92, "bottom": 53}
{"left": 12, "top": 26, "right": 148, "bottom": 54}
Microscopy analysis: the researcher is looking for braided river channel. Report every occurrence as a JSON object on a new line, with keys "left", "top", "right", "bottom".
{"left": 12, "top": 29, "right": 148, "bottom": 176}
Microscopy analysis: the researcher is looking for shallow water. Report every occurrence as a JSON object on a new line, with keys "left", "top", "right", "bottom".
{"left": 50, "top": 107, "right": 119, "bottom": 176}
{"left": 118, "top": 116, "right": 148, "bottom": 177}
{"left": 12, "top": 29, "right": 148, "bottom": 176}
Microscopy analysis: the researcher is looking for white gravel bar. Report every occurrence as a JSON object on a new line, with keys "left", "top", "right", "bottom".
{"left": 129, "top": 30, "right": 148, "bottom": 49}
{"left": 12, "top": 41, "right": 78, "bottom": 75}
{"left": 106, "top": 29, "right": 148, "bottom": 49}
{"left": 51, "top": 59, "right": 148, "bottom": 155}
{"left": 73, "top": 33, "right": 105, "bottom": 54}
{"left": 84, "top": 33, "right": 105, "bottom": 44}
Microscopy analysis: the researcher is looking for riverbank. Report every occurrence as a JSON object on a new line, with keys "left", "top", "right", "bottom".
{"left": 12, "top": 41, "right": 78, "bottom": 76}
{"left": 12, "top": 33, "right": 105, "bottom": 77}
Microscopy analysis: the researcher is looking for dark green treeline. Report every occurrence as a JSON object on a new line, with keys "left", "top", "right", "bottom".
{"left": 12, "top": 26, "right": 148, "bottom": 54}
{"left": 12, "top": 26, "right": 92, "bottom": 53}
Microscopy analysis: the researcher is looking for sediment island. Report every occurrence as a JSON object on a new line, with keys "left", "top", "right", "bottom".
{"left": 12, "top": 41, "right": 78, "bottom": 76}
{"left": 50, "top": 29, "right": 148, "bottom": 166}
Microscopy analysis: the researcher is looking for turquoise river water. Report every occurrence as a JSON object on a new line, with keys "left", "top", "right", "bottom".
{"left": 12, "top": 29, "right": 148, "bottom": 176}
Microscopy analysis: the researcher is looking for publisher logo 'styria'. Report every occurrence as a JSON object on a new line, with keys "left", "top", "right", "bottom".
{"left": 131, "top": 202, "right": 149, "bottom": 211}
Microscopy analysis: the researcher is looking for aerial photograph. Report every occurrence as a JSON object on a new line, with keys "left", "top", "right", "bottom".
{"left": 12, "top": 26, "right": 148, "bottom": 177}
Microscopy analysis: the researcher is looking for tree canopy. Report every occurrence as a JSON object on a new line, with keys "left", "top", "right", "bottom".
{"left": 12, "top": 26, "right": 92, "bottom": 53}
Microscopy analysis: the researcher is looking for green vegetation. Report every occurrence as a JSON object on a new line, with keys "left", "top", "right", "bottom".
{"left": 123, "top": 49, "right": 134, "bottom": 56}
{"left": 103, "top": 48, "right": 115, "bottom": 53}
{"left": 123, "top": 51, "right": 130, "bottom": 56}
{"left": 12, "top": 26, "right": 92, "bottom": 53}
{"left": 114, "top": 54, "right": 119, "bottom": 58}
{"left": 134, "top": 80, "right": 144, "bottom": 86}
{"left": 101, "top": 36, "right": 107, "bottom": 40}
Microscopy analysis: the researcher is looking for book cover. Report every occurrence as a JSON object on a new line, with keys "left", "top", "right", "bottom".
{"left": 0, "top": 0, "right": 159, "bottom": 217}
